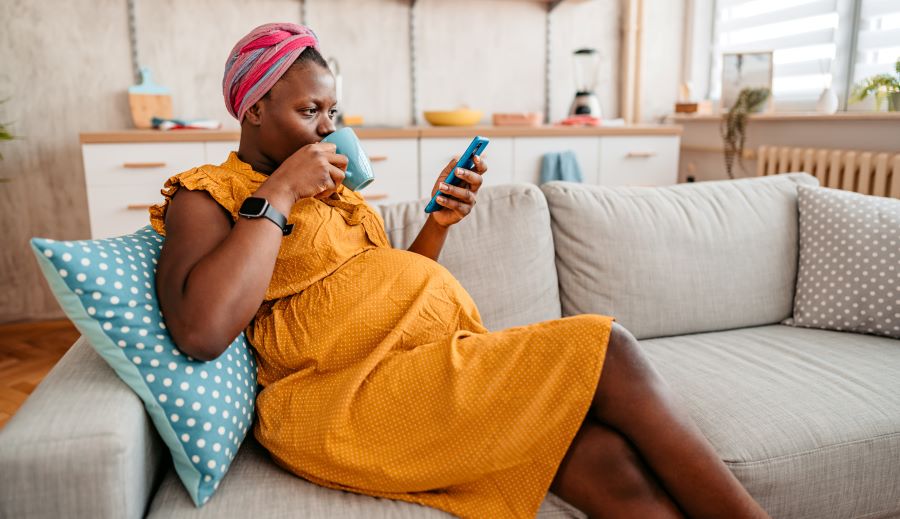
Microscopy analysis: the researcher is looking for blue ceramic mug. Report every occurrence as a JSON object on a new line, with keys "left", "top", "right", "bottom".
{"left": 321, "top": 127, "right": 375, "bottom": 191}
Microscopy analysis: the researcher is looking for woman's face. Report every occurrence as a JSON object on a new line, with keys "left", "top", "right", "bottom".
{"left": 252, "top": 61, "right": 338, "bottom": 166}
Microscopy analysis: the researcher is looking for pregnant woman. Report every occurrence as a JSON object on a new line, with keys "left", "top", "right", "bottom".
{"left": 150, "top": 23, "right": 769, "bottom": 519}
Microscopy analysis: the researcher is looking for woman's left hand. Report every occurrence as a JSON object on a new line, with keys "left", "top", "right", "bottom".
{"left": 428, "top": 154, "right": 487, "bottom": 227}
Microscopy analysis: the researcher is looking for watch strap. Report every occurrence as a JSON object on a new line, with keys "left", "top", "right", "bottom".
{"left": 261, "top": 203, "right": 294, "bottom": 236}
{"left": 239, "top": 197, "right": 293, "bottom": 236}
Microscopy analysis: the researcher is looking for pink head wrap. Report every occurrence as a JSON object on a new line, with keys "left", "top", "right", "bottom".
{"left": 223, "top": 23, "right": 320, "bottom": 121}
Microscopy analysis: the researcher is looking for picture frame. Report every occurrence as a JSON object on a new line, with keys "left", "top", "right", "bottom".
{"left": 721, "top": 51, "right": 773, "bottom": 111}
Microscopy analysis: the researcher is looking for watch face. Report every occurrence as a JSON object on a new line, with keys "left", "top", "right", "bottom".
{"left": 240, "top": 197, "right": 267, "bottom": 217}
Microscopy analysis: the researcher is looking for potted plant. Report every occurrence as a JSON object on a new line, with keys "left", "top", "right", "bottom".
{"left": 720, "top": 87, "right": 770, "bottom": 179}
{"left": 850, "top": 57, "right": 900, "bottom": 111}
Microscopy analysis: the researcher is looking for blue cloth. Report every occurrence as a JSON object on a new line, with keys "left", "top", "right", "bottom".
{"left": 30, "top": 226, "right": 257, "bottom": 507}
{"left": 540, "top": 151, "right": 583, "bottom": 184}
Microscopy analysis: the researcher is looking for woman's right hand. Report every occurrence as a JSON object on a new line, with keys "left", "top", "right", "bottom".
{"left": 268, "top": 142, "right": 348, "bottom": 202}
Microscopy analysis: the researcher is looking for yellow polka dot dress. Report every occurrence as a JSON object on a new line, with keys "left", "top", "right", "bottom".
{"left": 150, "top": 153, "right": 613, "bottom": 518}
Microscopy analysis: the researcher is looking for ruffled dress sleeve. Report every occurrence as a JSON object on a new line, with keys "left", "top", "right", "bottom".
{"left": 149, "top": 165, "right": 246, "bottom": 236}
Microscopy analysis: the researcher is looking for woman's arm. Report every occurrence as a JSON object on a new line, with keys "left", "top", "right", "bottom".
{"left": 156, "top": 143, "right": 347, "bottom": 361}
{"left": 406, "top": 215, "right": 450, "bottom": 261}
{"left": 407, "top": 154, "right": 487, "bottom": 261}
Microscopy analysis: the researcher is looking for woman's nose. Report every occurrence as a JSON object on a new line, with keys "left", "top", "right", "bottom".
{"left": 318, "top": 116, "right": 336, "bottom": 137}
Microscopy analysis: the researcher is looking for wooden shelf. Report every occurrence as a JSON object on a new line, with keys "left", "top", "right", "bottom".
{"left": 668, "top": 112, "right": 900, "bottom": 123}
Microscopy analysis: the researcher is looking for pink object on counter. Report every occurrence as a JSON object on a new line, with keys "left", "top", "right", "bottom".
{"left": 558, "top": 115, "right": 602, "bottom": 127}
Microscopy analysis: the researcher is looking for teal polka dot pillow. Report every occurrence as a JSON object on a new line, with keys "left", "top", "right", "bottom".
{"left": 30, "top": 226, "right": 257, "bottom": 507}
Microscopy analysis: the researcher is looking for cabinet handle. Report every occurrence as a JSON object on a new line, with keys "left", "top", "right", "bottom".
{"left": 122, "top": 162, "right": 167, "bottom": 169}
{"left": 363, "top": 193, "right": 389, "bottom": 201}
{"left": 126, "top": 203, "right": 154, "bottom": 210}
{"left": 625, "top": 151, "right": 657, "bottom": 159}
{"left": 368, "top": 155, "right": 388, "bottom": 162}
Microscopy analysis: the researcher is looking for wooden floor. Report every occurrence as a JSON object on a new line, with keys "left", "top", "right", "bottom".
{"left": 0, "top": 319, "right": 78, "bottom": 429}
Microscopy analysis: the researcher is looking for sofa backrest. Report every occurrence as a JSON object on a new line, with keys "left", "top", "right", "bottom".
{"left": 378, "top": 183, "right": 561, "bottom": 331}
{"left": 542, "top": 173, "right": 819, "bottom": 339}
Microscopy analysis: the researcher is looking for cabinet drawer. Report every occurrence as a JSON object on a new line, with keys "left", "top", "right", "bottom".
{"left": 82, "top": 143, "right": 206, "bottom": 187}
{"left": 511, "top": 137, "right": 601, "bottom": 185}
{"left": 86, "top": 183, "right": 168, "bottom": 238}
{"left": 358, "top": 138, "right": 419, "bottom": 206}
{"left": 597, "top": 136, "right": 679, "bottom": 187}
{"left": 419, "top": 137, "right": 513, "bottom": 199}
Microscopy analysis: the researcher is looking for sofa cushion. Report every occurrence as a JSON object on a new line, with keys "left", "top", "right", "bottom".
{"left": 378, "top": 183, "right": 561, "bottom": 331}
{"left": 641, "top": 325, "right": 900, "bottom": 519}
{"left": 542, "top": 173, "right": 819, "bottom": 339}
{"left": 147, "top": 436, "right": 585, "bottom": 518}
{"left": 30, "top": 227, "right": 257, "bottom": 506}
{"left": 786, "top": 185, "right": 900, "bottom": 338}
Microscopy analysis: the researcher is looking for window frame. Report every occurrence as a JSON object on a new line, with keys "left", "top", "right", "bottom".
{"left": 698, "top": 0, "right": 886, "bottom": 112}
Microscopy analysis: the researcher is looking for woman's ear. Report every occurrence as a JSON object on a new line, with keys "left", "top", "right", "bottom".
{"left": 244, "top": 101, "right": 264, "bottom": 126}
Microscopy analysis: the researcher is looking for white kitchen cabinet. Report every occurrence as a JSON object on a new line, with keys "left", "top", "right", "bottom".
{"left": 205, "top": 141, "right": 239, "bottom": 163}
{"left": 418, "top": 137, "right": 514, "bottom": 199}
{"left": 512, "top": 137, "right": 601, "bottom": 185}
{"left": 358, "top": 138, "right": 419, "bottom": 206}
{"left": 598, "top": 136, "right": 679, "bottom": 187}
{"left": 84, "top": 182, "right": 171, "bottom": 239}
{"left": 82, "top": 143, "right": 205, "bottom": 187}
{"left": 80, "top": 129, "right": 680, "bottom": 238}
{"left": 81, "top": 142, "right": 206, "bottom": 238}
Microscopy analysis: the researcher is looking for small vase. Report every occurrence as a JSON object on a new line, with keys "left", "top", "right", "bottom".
{"left": 816, "top": 87, "right": 839, "bottom": 114}
{"left": 889, "top": 92, "right": 900, "bottom": 112}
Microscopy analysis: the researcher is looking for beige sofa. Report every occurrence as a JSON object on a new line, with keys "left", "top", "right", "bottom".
{"left": 2, "top": 174, "right": 899, "bottom": 518}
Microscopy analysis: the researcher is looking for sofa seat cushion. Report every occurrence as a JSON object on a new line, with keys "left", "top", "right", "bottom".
{"left": 378, "top": 183, "right": 561, "bottom": 331}
{"left": 641, "top": 325, "right": 900, "bottom": 519}
{"left": 147, "top": 436, "right": 585, "bottom": 518}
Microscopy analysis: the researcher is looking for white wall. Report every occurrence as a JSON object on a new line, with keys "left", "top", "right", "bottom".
{"left": 640, "top": 0, "right": 686, "bottom": 122}
{"left": 0, "top": 0, "right": 628, "bottom": 323}
{"left": 136, "top": 0, "right": 624, "bottom": 128}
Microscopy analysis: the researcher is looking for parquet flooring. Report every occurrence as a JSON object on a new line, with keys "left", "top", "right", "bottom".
{"left": 0, "top": 319, "right": 78, "bottom": 429}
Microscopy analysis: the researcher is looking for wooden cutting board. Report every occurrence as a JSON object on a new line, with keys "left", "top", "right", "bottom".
{"left": 128, "top": 67, "right": 172, "bottom": 129}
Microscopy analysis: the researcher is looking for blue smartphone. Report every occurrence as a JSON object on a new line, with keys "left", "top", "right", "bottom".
{"left": 424, "top": 136, "right": 490, "bottom": 213}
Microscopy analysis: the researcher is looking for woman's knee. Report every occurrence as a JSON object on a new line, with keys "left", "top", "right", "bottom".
{"left": 609, "top": 322, "right": 638, "bottom": 351}
{"left": 592, "top": 323, "right": 666, "bottom": 417}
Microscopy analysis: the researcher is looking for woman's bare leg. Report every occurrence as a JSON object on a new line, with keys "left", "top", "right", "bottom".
{"left": 588, "top": 323, "right": 770, "bottom": 519}
{"left": 551, "top": 422, "right": 684, "bottom": 518}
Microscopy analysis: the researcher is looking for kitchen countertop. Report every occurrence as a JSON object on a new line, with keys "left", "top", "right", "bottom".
{"left": 80, "top": 124, "right": 682, "bottom": 143}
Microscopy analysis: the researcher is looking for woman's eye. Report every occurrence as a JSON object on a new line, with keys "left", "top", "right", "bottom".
{"left": 328, "top": 109, "right": 338, "bottom": 119}
{"left": 299, "top": 108, "right": 317, "bottom": 116}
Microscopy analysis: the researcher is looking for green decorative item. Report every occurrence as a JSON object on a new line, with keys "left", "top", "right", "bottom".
{"left": 0, "top": 99, "right": 12, "bottom": 161}
{"left": 720, "top": 87, "right": 770, "bottom": 179}
{"left": 850, "top": 57, "right": 900, "bottom": 111}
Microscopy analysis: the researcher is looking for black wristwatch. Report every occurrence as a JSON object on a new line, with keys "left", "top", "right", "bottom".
{"left": 238, "top": 197, "right": 293, "bottom": 236}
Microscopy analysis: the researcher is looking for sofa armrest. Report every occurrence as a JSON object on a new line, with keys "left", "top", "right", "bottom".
{"left": 0, "top": 336, "right": 166, "bottom": 518}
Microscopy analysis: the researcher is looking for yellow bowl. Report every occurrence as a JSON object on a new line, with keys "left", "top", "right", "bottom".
{"left": 423, "top": 109, "right": 483, "bottom": 126}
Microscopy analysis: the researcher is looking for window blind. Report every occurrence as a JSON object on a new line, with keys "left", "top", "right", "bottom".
{"left": 711, "top": 0, "right": 842, "bottom": 108}
{"left": 853, "top": 0, "right": 900, "bottom": 83}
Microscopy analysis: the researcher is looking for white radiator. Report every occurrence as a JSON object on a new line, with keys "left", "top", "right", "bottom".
{"left": 757, "top": 146, "right": 900, "bottom": 199}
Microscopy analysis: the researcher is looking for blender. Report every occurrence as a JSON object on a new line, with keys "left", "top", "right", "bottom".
{"left": 568, "top": 48, "right": 602, "bottom": 118}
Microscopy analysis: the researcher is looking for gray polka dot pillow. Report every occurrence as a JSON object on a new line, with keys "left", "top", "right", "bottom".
{"left": 786, "top": 185, "right": 899, "bottom": 338}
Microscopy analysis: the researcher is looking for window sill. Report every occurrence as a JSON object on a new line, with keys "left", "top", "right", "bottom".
{"left": 668, "top": 112, "right": 900, "bottom": 122}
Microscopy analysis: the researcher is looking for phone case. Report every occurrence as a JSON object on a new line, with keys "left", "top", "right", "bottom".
{"left": 424, "top": 136, "right": 490, "bottom": 213}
